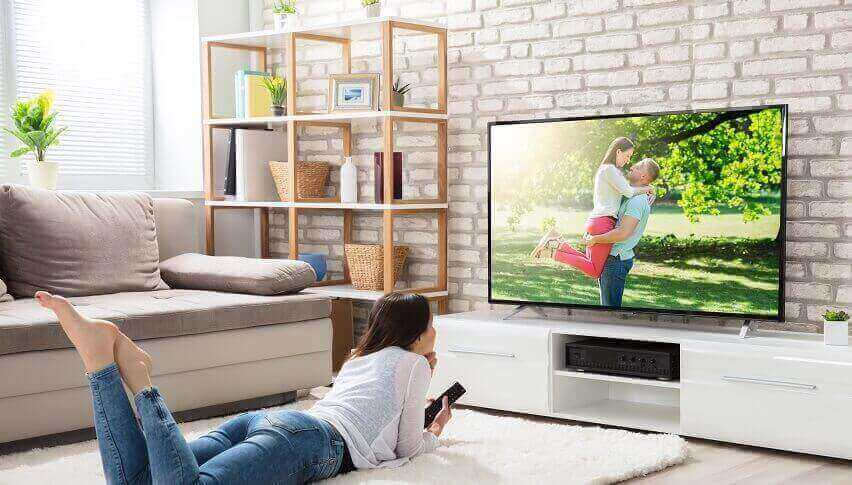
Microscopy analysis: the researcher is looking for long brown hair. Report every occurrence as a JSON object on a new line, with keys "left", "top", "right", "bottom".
{"left": 600, "top": 137, "right": 635, "bottom": 166}
{"left": 351, "top": 292, "right": 431, "bottom": 358}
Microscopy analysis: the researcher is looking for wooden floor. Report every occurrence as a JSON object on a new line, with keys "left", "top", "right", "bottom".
{"left": 629, "top": 438, "right": 852, "bottom": 484}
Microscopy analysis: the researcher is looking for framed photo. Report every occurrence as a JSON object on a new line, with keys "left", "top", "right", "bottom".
{"left": 328, "top": 73, "right": 379, "bottom": 113}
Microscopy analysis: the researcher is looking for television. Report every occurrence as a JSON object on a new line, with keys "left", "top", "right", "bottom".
{"left": 488, "top": 105, "right": 787, "bottom": 321}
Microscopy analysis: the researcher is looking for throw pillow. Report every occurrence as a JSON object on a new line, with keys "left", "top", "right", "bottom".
{"left": 160, "top": 253, "right": 316, "bottom": 295}
{"left": 0, "top": 184, "right": 166, "bottom": 297}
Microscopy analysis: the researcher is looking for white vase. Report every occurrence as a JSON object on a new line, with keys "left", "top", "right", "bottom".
{"left": 364, "top": 3, "right": 381, "bottom": 18}
{"left": 274, "top": 13, "right": 298, "bottom": 31}
{"left": 26, "top": 160, "right": 59, "bottom": 190}
{"left": 824, "top": 320, "right": 849, "bottom": 346}
{"left": 340, "top": 156, "right": 358, "bottom": 203}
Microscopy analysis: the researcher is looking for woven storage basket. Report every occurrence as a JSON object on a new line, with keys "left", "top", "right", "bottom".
{"left": 345, "top": 244, "right": 409, "bottom": 291}
{"left": 269, "top": 161, "right": 330, "bottom": 199}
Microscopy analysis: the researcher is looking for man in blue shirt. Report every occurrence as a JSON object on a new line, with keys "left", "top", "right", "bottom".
{"left": 585, "top": 158, "right": 660, "bottom": 308}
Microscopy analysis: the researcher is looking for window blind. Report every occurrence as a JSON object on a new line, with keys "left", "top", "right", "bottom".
{"left": 12, "top": 0, "right": 153, "bottom": 185}
{"left": 0, "top": 3, "right": 7, "bottom": 179}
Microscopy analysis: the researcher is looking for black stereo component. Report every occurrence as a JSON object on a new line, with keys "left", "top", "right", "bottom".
{"left": 565, "top": 338, "right": 679, "bottom": 380}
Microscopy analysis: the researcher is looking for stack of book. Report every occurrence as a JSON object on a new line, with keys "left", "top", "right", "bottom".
{"left": 234, "top": 69, "right": 272, "bottom": 118}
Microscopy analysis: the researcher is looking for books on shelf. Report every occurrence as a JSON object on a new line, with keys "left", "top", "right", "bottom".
{"left": 234, "top": 129, "right": 285, "bottom": 201}
{"left": 234, "top": 70, "right": 272, "bottom": 118}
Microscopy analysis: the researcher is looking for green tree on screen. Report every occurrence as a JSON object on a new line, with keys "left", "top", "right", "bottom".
{"left": 506, "top": 108, "right": 783, "bottom": 227}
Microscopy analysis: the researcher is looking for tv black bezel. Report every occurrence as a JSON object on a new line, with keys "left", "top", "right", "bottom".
{"left": 486, "top": 104, "right": 788, "bottom": 322}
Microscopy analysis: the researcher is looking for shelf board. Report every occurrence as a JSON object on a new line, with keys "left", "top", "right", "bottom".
{"left": 206, "top": 200, "right": 448, "bottom": 210}
{"left": 202, "top": 16, "right": 446, "bottom": 47}
{"left": 554, "top": 400, "right": 680, "bottom": 434}
{"left": 205, "top": 110, "right": 447, "bottom": 127}
{"left": 304, "top": 284, "right": 448, "bottom": 301}
{"left": 553, "top": 369, "right": 681, "bottom": 389}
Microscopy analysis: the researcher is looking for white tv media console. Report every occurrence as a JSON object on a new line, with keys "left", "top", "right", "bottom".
{"left": 429, "top": 310, "right": 852, "bottom": 460}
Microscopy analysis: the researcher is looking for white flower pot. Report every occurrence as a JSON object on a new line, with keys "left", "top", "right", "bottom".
{"left": 364, "top": 3, "right": 381, "bottom": 18}
{"left": 26, "top": 160, "right": 59, "bottom": 190}
{"left": 274, "top": 13, "right": 298, "bottom": 31}
{"left": 824, "top": 320, "right": 849, "bottom": 346}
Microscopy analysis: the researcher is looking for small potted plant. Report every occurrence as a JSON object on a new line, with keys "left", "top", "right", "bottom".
{"left": 823, "top": 309, "right": 850, "bottom": 346}
{"left": 4, "top": 90, "right": 67, "bottom": 190}
{"left": 362, "top": 0, "right": 381, "bottom": 18}
{"left": 272, "top": 0, "right": 298, "bottom": 31}
{"left": 261, "top": 75, "right": 287, "bottom": 116}
{"left": 392, "top": 77, "right": 412, "bottom": 108}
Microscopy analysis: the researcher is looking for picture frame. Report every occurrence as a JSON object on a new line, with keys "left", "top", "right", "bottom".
{"left": 328, "top": 73, "right": 380, "bottom": 113}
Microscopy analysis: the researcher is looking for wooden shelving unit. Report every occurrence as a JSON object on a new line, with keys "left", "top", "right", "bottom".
{"left": 200, "top": 17, "right": 449, "bottom": 312}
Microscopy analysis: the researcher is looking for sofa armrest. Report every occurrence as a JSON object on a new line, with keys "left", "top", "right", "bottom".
{"left": 154, "top": 198, "right": 200, "bottom": 261}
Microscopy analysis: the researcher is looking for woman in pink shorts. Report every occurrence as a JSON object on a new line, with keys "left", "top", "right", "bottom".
{"left": 530, "top": 137, "right": 653, "bottom": 278}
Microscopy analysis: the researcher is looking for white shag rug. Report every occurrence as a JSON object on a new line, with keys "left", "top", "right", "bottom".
{"left": 0, "top": 396, "right": 687, "bottom": 485}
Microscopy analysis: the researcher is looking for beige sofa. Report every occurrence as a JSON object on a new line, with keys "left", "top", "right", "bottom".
{"left": 0, "top": 198, "right": 333, "bottom": 449}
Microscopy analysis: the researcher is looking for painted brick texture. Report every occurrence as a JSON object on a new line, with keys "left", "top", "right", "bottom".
{"left": 264, "top": 0, "right": 851, "bottom": 335}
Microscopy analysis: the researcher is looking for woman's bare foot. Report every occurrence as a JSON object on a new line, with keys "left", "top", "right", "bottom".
{"left": 35, "top": 291, "right": 117, "bottom": 373}
{"left": 530, "top": 228, "right": 562, "bottom": 258}
{"left": 114, "top": 333, "right": 154, "bottom": 394}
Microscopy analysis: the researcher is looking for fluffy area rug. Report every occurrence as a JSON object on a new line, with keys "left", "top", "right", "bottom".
{"left": 0, "top": 395, "right": 687, "bottom": 484}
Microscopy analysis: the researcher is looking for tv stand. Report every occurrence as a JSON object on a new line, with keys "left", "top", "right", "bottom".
{"left": 739, "top": 319, "right": 756, "bottom": 338}
{"left": 430, "top": 310, "right": 852, "bottom": 460}
{"left": 502, "top": 304, "right": 548, "bottom": 320}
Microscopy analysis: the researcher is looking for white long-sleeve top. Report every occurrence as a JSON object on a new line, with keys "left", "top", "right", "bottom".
{"left": 589, "top": 164, "right": 647, "bottom": 218}
{"left": 309, "top": 346, "right": 439, "bottom": 469}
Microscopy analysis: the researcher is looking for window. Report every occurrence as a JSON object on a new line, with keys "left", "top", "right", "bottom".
{"left": 4, "top": 0, "right": 154, "bottom": 189}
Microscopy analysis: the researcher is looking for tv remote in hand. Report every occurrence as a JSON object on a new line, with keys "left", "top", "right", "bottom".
{"left": 424, "top": 382, "right": 466, "bottom": 428}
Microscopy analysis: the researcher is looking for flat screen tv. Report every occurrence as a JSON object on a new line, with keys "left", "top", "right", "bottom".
{"left": 488, "top": 105, "right": 787, "bottom": 321}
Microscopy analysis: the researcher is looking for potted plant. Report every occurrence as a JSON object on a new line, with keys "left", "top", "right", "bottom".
{"left": 272, "top": 0, "right": 298, "bottom": 31}
{"left": 362, "top": 0, "right": 381, "bottom": 18}
{"left": 823, "top": 309, "right": 850, "bottom": 346}
{"left": 4, "top": 90, "right": 67, "bottom": 190}
{"left": 392, "top": 77, "right": 412, "bottom": 108}
{"left": 261, "top": 75, "right": 287, "bottom": 116}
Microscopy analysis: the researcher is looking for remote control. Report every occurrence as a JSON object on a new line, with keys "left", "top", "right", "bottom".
{"left": 424, "top": 382, "right": 466, "bottom": 428}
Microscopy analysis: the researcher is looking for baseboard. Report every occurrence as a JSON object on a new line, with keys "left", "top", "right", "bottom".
{"left": 0, "top": 391, "right": 297, "bottom": 456}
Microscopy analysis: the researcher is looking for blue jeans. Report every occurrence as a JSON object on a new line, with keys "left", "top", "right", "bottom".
{"left": 89, "top": 363, "right": 345, "bottom": 484}
{"left": 599, "top": 256, "right": 634, "bottom": 308}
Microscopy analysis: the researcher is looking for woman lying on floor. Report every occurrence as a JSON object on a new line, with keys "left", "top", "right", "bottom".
{"left": 36, "top": 291, "right": 453, "bottom": 484}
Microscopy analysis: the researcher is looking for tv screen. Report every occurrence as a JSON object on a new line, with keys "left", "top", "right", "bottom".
{"left": 488, "top": 106, "right": 786, "bottom": 320}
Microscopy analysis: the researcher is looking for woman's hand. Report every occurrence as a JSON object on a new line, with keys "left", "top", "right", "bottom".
{"left": 427, "top": 396, "right": 452, "bottom": 437}
{"left": 425, "top": 352, "right": 438, "bottom": 375}
{"left": 584, "top": 233, "right": 598, "bottom": 247}
{"left": 647, "top": 191, "right": 656, "bottom": 206}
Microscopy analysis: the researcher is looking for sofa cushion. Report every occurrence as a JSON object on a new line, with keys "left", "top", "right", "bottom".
{"left": 0, "top": 289, "right": 330, "bottom": 356}
{"left": 0, "top": 184, "right": 166, "bottom": 298}
{"left": 160, "top": 253, "right": 316, "bottom": 295}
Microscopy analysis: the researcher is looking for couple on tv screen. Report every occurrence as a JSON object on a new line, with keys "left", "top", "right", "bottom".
{"left": 489, "top": 106, "right": 784, "bottom": 319}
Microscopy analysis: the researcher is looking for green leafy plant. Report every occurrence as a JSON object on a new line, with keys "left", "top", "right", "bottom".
{"left": 362, "top": 0, "right": 380, "bottom": 6}
{"left": 261, "top": 76, "right": 287, "bottom": 106}
{"left": 823, "top": 310, "right": 850, "bottom": 322}
{"left": 4, "top": 90, "right": 66, "bottom": 162}
{"left": 540, "top": 216, "right": 557, "bottom": 234}
{"left": 272, "top": 0, "right": 297, "bottom": 14}
{"left": 392, "top": 77, "right": 412, "bottom": 96}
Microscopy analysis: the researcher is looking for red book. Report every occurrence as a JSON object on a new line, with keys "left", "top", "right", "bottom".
{"left": 374, "top": 152, "right": 403, "bottom": 202}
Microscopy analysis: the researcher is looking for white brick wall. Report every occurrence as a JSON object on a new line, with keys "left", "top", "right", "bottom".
{"left": 265, "top": 0, "right": 851, "bottom": 335}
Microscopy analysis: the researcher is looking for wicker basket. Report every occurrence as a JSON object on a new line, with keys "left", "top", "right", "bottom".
{"left": 268, "top": 161, "right": 331, "bottom": 200}
{"left": 345, "top": 244, "right": 409, "bottom": 291}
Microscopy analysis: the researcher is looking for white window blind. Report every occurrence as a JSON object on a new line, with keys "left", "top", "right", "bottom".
{"left": 0, "top": 2, "right": 7, "bottom": 179}
{"left": 12, "top": 0, "right": 153, "bottom": 188}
